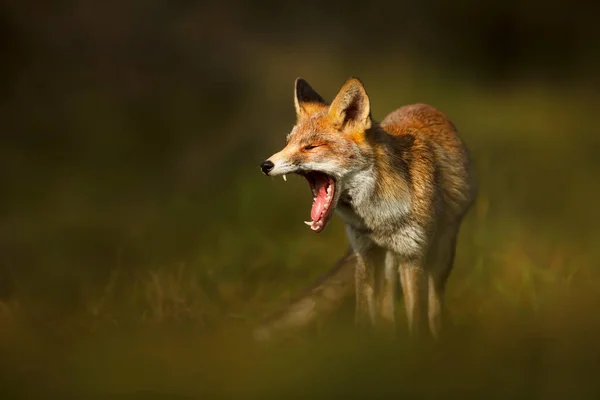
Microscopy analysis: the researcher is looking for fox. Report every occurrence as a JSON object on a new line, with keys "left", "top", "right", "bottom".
{"left": 257, "top": 77, "right": 476, "bottom": 340}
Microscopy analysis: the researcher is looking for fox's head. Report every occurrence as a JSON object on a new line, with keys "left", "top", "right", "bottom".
{"left": 260, "top": 77, "right": 375, "bottom": 233}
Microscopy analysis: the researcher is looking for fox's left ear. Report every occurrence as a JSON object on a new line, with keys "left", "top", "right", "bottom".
{"left": 328, "top": 77, "right": 371, "bottom": 131}
{"left": 294, "top": 78, "right": 328, "bottom": 120}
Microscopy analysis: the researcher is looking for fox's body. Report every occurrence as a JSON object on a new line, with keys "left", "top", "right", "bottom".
{"left": 258, "top": 78, "right": 476, "bottom": 339}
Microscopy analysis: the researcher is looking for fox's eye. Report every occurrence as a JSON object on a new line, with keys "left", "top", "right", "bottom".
{"left": 304, "top": 144, "right": 321, "bottom": 151}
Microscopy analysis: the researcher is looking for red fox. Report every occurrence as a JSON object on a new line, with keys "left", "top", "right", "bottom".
{"left": 258, "top": 77, "right": 476, "bottom": 339}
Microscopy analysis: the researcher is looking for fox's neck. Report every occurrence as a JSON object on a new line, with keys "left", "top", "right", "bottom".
{"left": 343, "top": 126, "right": 412, "bottom": 223}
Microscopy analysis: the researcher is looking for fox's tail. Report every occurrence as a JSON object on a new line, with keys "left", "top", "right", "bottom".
{"left": 253, "top": 248, "right": 356, "bottom": 341}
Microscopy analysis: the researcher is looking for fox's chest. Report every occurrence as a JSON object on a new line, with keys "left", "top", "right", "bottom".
{"left": 336, "top": 193, "right": 420, "bottom": 256}
{"left": 336, "top": 194, "right": 391, "bottom": 236}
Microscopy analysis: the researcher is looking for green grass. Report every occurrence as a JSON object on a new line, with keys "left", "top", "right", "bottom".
{"left": 2, "top": 57, "right": 600, "bottom": 398}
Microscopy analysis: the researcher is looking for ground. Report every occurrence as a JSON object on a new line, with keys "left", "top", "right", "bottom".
{"left": 2, "top": 63, "right": 600, "bottom": 398}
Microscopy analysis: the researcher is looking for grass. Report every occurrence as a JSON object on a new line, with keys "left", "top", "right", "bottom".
{"left": 2, "top": 56, "right": 600, "bottom": 398}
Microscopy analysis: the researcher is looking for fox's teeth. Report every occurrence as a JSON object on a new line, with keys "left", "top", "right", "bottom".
{"left": 304, "top": 221, "right": 312, "bottom": 226}
{"left": 283, "top": 175, "right": 287, "bottom": 181}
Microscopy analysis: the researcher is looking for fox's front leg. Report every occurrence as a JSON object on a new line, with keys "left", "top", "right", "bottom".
{"left": 399, "top": 258, "right": 429, "bottom": 337}
{"left": 354, "top": 251, "right": 376, "bottom": 329}
{"left": 353, "top": 243, "right": 386, "bottom": 330}
{"left": 377, "top": 251, "right": 398, "bottom": 332}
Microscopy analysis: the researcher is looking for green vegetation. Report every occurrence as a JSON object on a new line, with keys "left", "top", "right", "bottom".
{"left": 2, "top": 2, "right": 600, "bottom": 394}
{"left": 2, "top": 56, "right": 600, "bottom": 397}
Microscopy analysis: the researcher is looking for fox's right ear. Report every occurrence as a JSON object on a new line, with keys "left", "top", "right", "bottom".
{"left": 294, "top": 78, "right": 327, "bottom": 120}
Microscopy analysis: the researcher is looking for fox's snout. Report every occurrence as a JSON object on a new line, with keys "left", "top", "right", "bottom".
{"left": 259, "top": 149, "right": 298, "bottom": 177}
{"left": 260, "top": 160, "right": 274, "bottom": 175}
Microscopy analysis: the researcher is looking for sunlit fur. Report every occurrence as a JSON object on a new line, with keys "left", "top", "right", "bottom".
{"left": 259, "top": 77, "right": 477, "bottom": 340}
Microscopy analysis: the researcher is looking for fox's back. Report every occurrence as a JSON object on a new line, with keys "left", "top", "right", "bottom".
{"left": 381, "top": 103, "right": 476, "bottom": 224}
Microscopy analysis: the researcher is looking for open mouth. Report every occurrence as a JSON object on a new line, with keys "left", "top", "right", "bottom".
{"left": 299, "top": 171, "right": 336, "bottom": 233}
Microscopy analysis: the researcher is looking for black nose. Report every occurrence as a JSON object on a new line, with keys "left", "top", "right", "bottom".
{"left": 260, "top": 160, "right": 274, "bottom": 175}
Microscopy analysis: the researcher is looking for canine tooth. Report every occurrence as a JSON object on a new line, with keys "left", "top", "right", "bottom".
{"left": 304, "top": 221, "right": 312, "bottom": 226}
{"left": 283, "top": 174, "right": 287, "bottom": 181}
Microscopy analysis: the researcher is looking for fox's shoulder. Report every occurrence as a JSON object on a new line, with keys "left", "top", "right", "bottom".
{"left": 380, "top": 103, "right": 457, "bottom": 136}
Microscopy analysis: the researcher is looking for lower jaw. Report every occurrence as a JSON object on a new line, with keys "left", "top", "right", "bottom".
{"left": 310, "top": 219, "right": 326, "bottom": 232}
{"left": 309, "top": 210, "right": 334, "bottom": 232}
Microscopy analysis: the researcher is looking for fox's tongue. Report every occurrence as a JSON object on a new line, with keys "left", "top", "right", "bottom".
{"left": 310, "top": 179, "right": 329, "bottom": 221}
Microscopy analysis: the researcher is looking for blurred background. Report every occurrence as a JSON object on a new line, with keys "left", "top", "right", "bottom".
{"left": 1, "top": 0, "right": 600, "bottom": 397}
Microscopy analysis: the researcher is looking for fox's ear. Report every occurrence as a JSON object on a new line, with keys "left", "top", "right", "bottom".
{"left": 328, "top": 77, "right": 371, "bottom": 131}
{"left": 294, "top": 78, "right": 327, "bottom": 119}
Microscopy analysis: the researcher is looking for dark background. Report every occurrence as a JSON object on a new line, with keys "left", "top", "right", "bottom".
{"left": 1, "top": 1, "right": 600, "bottom": 397}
